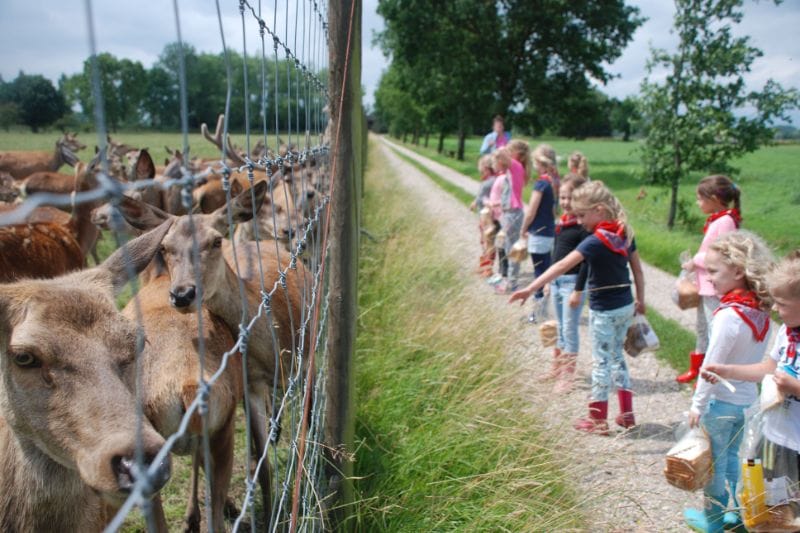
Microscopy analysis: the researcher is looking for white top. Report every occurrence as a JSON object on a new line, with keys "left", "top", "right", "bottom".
{"left": 763, "top": 325, "right": 800, "bottom": 452}
{"left": 691, "top": 307, "right": 769, "bottom": 415}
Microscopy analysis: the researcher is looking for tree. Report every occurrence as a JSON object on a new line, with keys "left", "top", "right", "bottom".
{"left": 609, "top": 96, "right": 639, "bottom": 141}
{"left": 639, "top": 0, "right": 799, "bottom": 229}
{"left": 7, "top": 73, "right": 67, "bottom": 132}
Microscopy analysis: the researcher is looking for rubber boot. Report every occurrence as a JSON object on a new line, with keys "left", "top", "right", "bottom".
{"left": 538, "top": 348, "right": 562, "bottom": 382}
{"left": 553, "top": 355, "right": 576, "bottom": 394}
{"left": 573, "top": 401, "right": 609, "bottom": 435}
{"left": 614, "top": 388, "right": 636, "bottom": 428}
{"left": 676, "top": 352, "right": 705, "bottom": 384}
{"left": 684, "top": 495, "right": 727, "bottom": 533}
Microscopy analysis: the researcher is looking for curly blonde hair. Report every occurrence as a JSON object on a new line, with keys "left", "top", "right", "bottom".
{"left": 568, "top": 151, "right": 589, "bottom": 178}
{"left": 767, "top": 251, "right": 800, "bottom": 300}
{"left": 709, "top": 230, "right": 775, "bottom": 309}
{"left": 570, "top": 180, "right": 633, "bottom": 244}
{"left": 477, "top": 154, "right": 494, "bottom": 176}
{"left": 532, "top": 143, "right": 557, "bottom": 175}
{"left": 492, "top": 148, "right": 512, "bottom": 171}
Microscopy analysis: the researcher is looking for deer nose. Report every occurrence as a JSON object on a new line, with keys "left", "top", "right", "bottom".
{"left": 111, "top": 453, "right": 171, "bottom": 494}
{"left": 169, "top": 286, "right": 196, "bottom": 308}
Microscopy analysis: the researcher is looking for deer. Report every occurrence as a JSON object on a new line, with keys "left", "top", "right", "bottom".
{"left": 0, "top": 163, "right": 102, "bottom": 281}
{"left": 0, "top": 221, "right": 173, "bottom": 532}
{"left": 117, "top": 181, "right": 309, "bottom": 528}
{"left": 0, "top": 172, "right": 19, "bottom": 204}
{"left": 0, "top": 132, "right": 85, "bottom": 180}
{"left": 123, "top": 271, "right": 242, "bottom": 532}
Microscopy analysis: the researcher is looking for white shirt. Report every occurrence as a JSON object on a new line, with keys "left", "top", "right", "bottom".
{"left": 691, "top": 307, "right": 770, "bottom": 415}
{"left": 763, "top": 325, "right": 800, "bottom": 452}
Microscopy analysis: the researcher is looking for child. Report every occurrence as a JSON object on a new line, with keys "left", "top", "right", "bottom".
{"left": 544, "top": 175, "right": 589, "bottom": 393}
{"left": 471, "top": 155, "right": 497, "bottom": 277}
{"left": 509, "top": 181, "right": 645, "bottom": 433}
{"left": 567, "top": 151, "right": 589, "bottom": 180}
{"left": 677, "top": 175, "right": 742, "bottom": 384}
{"left": 682, "top": 231, "right": 775, "bottom": 532}
{"left": 486, "top": 155, "right": 508, "bottom": 286}
{"left": 520, "top": 144, "right": 557, "bottom": 322}
{"left": 490, "top": 147, "right": 525, "bottom": 294}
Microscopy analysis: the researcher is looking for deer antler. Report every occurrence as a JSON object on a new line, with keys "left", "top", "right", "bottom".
{"left": 201, "top": 114, "right": 264, "bottom": 170}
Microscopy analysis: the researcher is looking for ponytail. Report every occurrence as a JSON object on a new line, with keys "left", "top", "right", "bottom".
{"left": 697, "top": 175, "right": 740, "bottom": 213}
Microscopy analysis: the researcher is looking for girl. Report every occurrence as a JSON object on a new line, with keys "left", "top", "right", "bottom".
{"left": 682, "top": 231, "right": 774, "bottom": 533}
{"left": 509, "top": 181, "right": 645, "bottom": 433}
{"left": 567, "top": 151, "right": 589, "bottom": 180}
{"left": 677, "top": 175, "right": 742, "bottom": 384}
{"left": 507, "top": 139, "right": 532, "bottom": 185}
{"left": 471, "top": 155, "right": 497, "bottom": 277}
{"left": 519, "top": 144, "right": 557, "bottom": 319}
{"left": 490, "top": 147, "right": 525, "bottom": 294}
{"left": 543, "top": 175, "right": 589, "bottom": 393}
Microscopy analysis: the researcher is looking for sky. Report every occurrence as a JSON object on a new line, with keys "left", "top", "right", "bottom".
{"left": 0, "top": 0, "right": 798, "bottom": 123}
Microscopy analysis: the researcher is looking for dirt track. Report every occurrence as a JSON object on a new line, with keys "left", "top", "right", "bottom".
{"left": 376, "top": 135, "right": 701, "bottom": 532}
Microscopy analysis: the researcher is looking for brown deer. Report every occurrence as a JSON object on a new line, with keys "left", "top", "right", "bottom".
{"left": 0, "top": 163, "right": 102, "bottom": 281}
{"left": 0, "top": 172, "right": 19, "bottom": 204}
{"left": 0, "top": 221, "right": 173, "bottom": 532}
{"left": 0, "top": 133, "right": 85, "bottom": 180}
{"left": 124, "top": 272, "right": 241, "bottom": 532}
{"left": 118, "top": 181, "right": 309, "bottom": 527}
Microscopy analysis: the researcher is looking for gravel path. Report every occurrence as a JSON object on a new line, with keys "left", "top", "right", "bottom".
{"left": 376, "top": 135, "right": 701, "bottom": 532}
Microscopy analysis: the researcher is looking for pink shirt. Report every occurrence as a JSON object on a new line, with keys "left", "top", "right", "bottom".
{"left": 489, "top": 172, "right": 505, "bottom": 221}
{"left": 495, "top": 132, "right": 508, "bottom": 150}
{"left": 693, "top": 214, "right": 739, "bottom": 296}
{"left": 508, "top": 159, "right": 525, "bottom": 210}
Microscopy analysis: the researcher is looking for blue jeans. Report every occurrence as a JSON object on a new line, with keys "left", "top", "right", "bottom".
{"left": 530, "top": 252, "right": 552, "bottom": 300}
{"left": 701, "top": 399, "right": 746, "bottom": 533}
{"left": 589, "top": 303, "right": 634, "bottom": 401}
{"left": 552, "top": 274, "right": 586, "bottom": 354}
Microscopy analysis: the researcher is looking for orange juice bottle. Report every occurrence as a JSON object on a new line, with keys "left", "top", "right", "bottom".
{"left": 740, "top": 458, "right": 769, "bottom": 528}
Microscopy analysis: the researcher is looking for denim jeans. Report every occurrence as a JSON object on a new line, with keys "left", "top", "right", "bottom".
{"left": 530, "top": 251, "right": 552, "bottom": 300}
{"left": 552, "top": 274, "right": 586, "bottom": 354}
{"left": 701, "top": 399, "right": 746, "bottom": 532}
{"left": 589, "top": 303, "right": 634, "bottom": 401}
{"left": 501, "top": 209, "right": 523, "bottom": 285}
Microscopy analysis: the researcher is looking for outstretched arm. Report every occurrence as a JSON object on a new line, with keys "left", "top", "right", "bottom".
{"left": 629, "top": 250, "right": 646, "bottom": 314}
{"left": 509, "top": 250, "right": 584, "bottom": 306}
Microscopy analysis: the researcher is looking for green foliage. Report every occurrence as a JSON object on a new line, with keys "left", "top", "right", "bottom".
{"left": 638, "top": 0, "right": 800, "bottom": 228}
{"left": 609, "top": 96, "right": 640, "bottom": 141}
{"left": 353, "top": 141, "right": 584, "bottom": 530}
{"left": 1, "top": 73, "right": 67, "bottom": 132}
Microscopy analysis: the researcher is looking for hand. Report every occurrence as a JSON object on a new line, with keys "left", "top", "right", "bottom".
{"left": 508, "top": 287, "right": 533, "bottom": 306}
{"left": 700, "top": 364, "right": 726, "bottom": 383}
{"left": 635, "top": 300, "right": 646, "bottom": 315}
{"left": 688, "top": 410, "right": 701, "bottom": 429}
{"left": 682, "top": 260, "right": 695, "bottom": 272}
{"left": 568, "top": 291, "right": 582, "bottom": 309}
{"left": 774, "top": 372, "right": 800, "bottom": 398}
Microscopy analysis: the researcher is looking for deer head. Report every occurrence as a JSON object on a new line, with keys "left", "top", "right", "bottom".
{"left": 0, "top": 220, "right": 173, "bottom": 501}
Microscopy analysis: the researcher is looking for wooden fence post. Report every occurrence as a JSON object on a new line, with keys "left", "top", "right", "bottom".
{"left": 324, "top": 0, "right": 362, "bottom": 527}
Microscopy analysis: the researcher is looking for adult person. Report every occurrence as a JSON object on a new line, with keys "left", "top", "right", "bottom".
{"left": 479, "top": 115, "right": 511, "bottom": 155}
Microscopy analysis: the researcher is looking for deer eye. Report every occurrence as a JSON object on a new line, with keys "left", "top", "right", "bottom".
{"left": 212, "top": 236, "right": 223, "bottom": 248}
{"left": 12, "top": 351, "right": 41, "bottom": 369}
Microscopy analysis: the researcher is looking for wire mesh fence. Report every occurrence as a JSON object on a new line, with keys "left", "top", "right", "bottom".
{"left": 0, "top": 0, "right": 351, "bottom": 531}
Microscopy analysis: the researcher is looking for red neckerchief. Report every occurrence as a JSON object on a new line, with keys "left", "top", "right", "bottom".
{"left": 703, "top": 208, "right": 742, "bottom": 234}
{"left": 786, "top": 327, "right": 800, "bottom": 362}
{"left": 715, "top": 288, "right": 770, "bottom": 341}
{"left": 538, "top": 174, "right": 553, "bottom": 184}
{"left": 556, "top": 214, "right": 578, "bottom": 235}
{"left": 594, "top": 220, "right": 628, "bottom": 257}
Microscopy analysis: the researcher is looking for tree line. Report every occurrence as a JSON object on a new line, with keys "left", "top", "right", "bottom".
{"left": 0, "top": 42, "right": 325, "bottom": 133}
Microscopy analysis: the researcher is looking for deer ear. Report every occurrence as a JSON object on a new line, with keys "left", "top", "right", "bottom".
{"left": 212, "top": 180, "right": 267, "bottom": 232}
{"left": 97, "top": 219, "right": 173, "bottom": 294}
{"left": 230, "top": 178, "right": 243, "bottom": 197}
{"left": 116, "top": 194, "right": 171, "bottom": 231}
{"left": 134, "top": 150, "right": 156, "bottom": 181}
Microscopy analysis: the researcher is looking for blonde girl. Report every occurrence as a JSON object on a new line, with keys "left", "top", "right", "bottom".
{"left": 489, "top": 147, "right": 525, "bottom": 293}
{"left": 507, "top": 139, "right": 532, "bottom": 185}
{"left": 682, "top": 230, "right": 774, "bottom": 532}
{"left": 509, "top": 181, "right": 645, "bottom": 434}
{"left": 472, "top": 155, "right": 497, "bottom": 276}
{"left": 677, "top": 175, "right": 742, "bottom": 384}
{"left": 567, "top": 151, "right": 589, "bottom": 179}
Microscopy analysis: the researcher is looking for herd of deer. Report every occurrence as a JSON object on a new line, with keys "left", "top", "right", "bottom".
{"left": 0, "top": 115, "right": 329, "bottom": 531}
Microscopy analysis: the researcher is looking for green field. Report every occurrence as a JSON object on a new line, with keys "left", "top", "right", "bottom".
{"left": 395, "top": 135, "right": 800, "bottom": 274}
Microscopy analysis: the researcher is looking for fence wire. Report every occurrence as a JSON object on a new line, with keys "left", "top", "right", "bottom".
{"left": 0, "top": 0, "right": 336, "bottom": 531}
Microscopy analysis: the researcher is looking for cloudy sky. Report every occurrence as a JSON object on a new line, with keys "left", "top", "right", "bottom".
{"left": 1, "top": 0, "right": 798, "bottom": 123}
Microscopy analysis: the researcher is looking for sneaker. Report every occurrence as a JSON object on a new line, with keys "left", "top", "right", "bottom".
{"left": 486, "top": 274, "right": 503, "bottom": 286}
{"left": 527, "top": 310, "right": 538, "bottom": 324}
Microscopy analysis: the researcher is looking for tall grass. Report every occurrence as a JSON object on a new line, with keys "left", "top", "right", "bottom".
{"left": 395, "top": 135, "right": 800, "bottom": 274}
{"left": 350, "top": 141, "right": 584, "bottom": 531}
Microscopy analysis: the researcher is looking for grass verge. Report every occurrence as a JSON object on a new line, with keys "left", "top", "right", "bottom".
{"left": 390, "top": 148, "right": 474, "bottom": 207}
{"left": 349, "top": 140, "right": 584, "bottom": 530}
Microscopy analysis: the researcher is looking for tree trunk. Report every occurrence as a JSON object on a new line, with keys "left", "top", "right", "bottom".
{"left": 402, "top": 131, "right": 407, "bottom": 143}
{"left": 437, "top": 131, "right": 445, "bottom": 154}
{"left": 457, "top": 128, "right": 466, "bottom": 161}
{"left": 668, "top": 143, "right": 682, "bottom": 229}
{"left": 424, "top": 131, "right": 430, "bottom": 147}
{"left": 412, "top": 128, "right": 419, "bottom": 145}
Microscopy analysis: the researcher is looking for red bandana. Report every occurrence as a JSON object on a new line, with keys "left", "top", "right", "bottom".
{"left": 703, "top": 208, "right": 742, "bottom": 234}
{"left": 716, "top": 288, "right": 770, "bottom": 341}
{"left": 787, "top": 327, "right": 800, "bottom": 362}
{"left": 556, "top": 214, "right": 578, "bottom": 235}
{"left": 594, "top": 220, "right": 628, "bottom": 256}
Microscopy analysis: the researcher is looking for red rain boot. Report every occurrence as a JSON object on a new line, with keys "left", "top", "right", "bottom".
{"left": 676, "top": 352, "right": 705, "bottom": 384}
{"left": 538, "top": 348, "right": 563, "bottom": 382}
{"left": 615, "top": 389, "right": 636, "bottom": 428}
{"left": 573, "top": 401, "right": 609, "bottom": 436}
